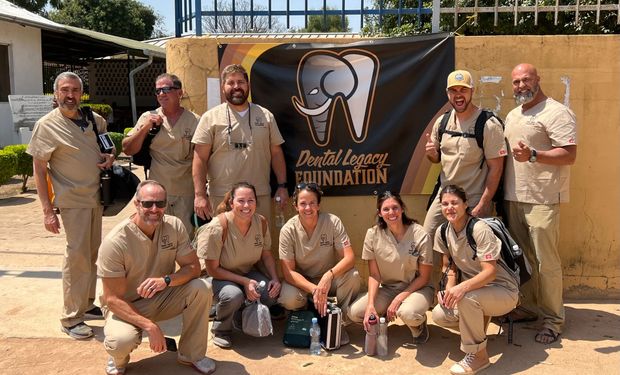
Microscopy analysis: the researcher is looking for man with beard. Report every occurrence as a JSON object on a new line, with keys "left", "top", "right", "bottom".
{"left": 123, "top": 73, "right": 199, "bottom": 233}
{"left": 98, "top": 180, "right": 215, "bottom": 374}
{"left": 423, "top": 70, "right": 507, "bottom": 236}
{"left": 192, "top": 64, "right": 288, "bottom": 222}
{"left": 502, "top": 63, "right": 577, "bottom": 345}
{"left": 27, "top": 71, "right": 115, "bottom": 339}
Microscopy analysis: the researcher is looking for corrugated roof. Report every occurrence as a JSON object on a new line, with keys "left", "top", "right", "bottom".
{"left": 144, "top": 32, "right": 365, "bottom": 48}
{"left": 0, "top": 0, "right": 165, "bottom": 61}
{"left": 0, "top": 0, "right": 62, "bottom": 31}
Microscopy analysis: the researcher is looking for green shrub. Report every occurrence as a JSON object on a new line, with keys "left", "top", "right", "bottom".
{"left": 81, "top": 103, "right": 112, "bottom": 119}
{"left": 124, "top": 127, "right": 133, "bottom": 136}
{"left": 108, "top": 132, "right": 124, "bottom": 158}
{"left": 0, "top": 149, "right": 17, "bottom": 186}
{"left": 3, "top": 144, "right": 32, "bottom": 192}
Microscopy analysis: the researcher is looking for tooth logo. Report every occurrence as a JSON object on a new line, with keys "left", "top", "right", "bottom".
{"left": 292, "top": 49, "right": 380, "bottom": 147}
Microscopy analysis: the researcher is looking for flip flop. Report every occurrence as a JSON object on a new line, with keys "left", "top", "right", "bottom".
{"left": 535, "top": 328, "right": 560, "bottom": 344}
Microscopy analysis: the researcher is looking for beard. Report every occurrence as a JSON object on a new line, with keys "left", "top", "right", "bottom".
{"left": 226, "top": 88, "right": 248, "bottom": 106}
{"left": 57, "top": 97, "right": 80, "bottom": 111}
{"left": 515, "top": 84, "right": 539, "bottom": 106}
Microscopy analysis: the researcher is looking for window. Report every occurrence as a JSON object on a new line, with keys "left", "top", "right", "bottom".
{"left": 0, "top": 45, "right": 10, "bottom": 102}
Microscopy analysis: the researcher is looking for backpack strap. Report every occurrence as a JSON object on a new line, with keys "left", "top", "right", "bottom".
{"left": 217, "top": 213, "right": 228, "bottom": 244}
{"left": 465, "top": 217, "right": 480, "bottom": 261}
{"left": 439, "top": 221, "right": 449, "bottom": 248}
{"left": 437, "top": 110, "right": 452, "bottom": 149}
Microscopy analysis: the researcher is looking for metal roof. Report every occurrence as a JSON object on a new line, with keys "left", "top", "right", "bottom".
{"left": 0, "top": 0, "right": 165, "bottom": 63}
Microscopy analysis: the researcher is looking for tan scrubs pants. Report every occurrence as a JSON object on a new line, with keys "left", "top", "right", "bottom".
{"left": 59, "top": 206, "right": 103, "bottom": 327}
{"left": 103, "top": 278, "right": 212, "bottom": 366}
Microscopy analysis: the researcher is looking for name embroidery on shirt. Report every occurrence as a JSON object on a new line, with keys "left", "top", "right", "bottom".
{"left": 161, "top": 234, "right": 174, "bottom": 250}
{"left": 408, "top": 243, "right": 420, "bottom": 256}
{"left": 254, "top": 234, "right": 263, "bottom": 247}
{"left": 253, "top": 117, "right": 265, "bottom": 128}
{"left": 183, "top": 128, "right": 193, "bottom": 140}
{"left": 320, "top": 233, "right": 332, "bottom": 247}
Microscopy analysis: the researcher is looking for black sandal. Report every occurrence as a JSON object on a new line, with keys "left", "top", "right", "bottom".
{"left": 535, "top": 328, "right": 560, "bottom": 344}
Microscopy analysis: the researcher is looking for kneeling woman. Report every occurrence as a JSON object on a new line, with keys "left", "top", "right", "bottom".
{"left": 348, "top": 192, "right": 434, "bottom": 344}
{"left": 278, "top": 183, "right": 361, "bottom": 342}
{"left": 432, "top": 185, "right": 518, "bottom": 374}
{"left": 196, "top": 182, "right": 281, "bottom": 349}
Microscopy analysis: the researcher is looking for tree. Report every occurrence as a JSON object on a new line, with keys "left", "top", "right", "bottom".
{"left": 7, "top": 0, "right": 49, "bottom": 14}
{"left": 362, "top": 0, "right": 620, "bottom": 36}
{"left": 48, "top": 0, "right": 162, "bottom": 41}
{"left": 201, "top": 0, "right": 284, "bottom": 33}
{"left": 300, "top": 8, "right": 350, "bottom": 32}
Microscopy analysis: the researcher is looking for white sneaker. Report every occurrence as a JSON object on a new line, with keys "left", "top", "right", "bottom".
{"left": 178, "top": 355, "right": 216, "bottom": 374}
{"left": 105, "top": 357, "right": 126, "bottom": 375}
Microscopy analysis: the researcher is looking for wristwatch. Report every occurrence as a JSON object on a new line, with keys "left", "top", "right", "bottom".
{"left": 277, "top": 182, "right": 287, "bottom": 188}
{"left": 164, "top": 275, "right": 171, "bottom": 287}
{"left": 528, "top": 148, "right": 537, "bottom": 163}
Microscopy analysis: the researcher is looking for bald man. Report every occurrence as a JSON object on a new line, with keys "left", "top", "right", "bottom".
{"left": 503, "top": 63, "right": 577, "bottom": 345}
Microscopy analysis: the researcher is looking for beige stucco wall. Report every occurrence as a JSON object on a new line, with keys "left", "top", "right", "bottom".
{"left": 167, "top": 34, "right": 620, "bottom": 299}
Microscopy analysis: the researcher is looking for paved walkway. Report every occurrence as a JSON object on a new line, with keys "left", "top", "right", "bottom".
{"left": 0, "top": 189, "right": 618, "bottom": 374}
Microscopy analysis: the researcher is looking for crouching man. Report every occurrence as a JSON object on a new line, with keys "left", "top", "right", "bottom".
{"left": 97, "top": 180, "right": 215, "bottom": 374}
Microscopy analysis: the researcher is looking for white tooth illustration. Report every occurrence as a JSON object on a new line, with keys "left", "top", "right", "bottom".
{"left": 292, "top": 49, "right": 379, "bottom": 146}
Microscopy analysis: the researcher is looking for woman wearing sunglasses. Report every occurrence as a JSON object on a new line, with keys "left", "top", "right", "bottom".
{"left": 431, "top": 185, "right": 518, "bottom": 374}
{"left": 348, "top": 191, "right": 434, "bottom": 344}
{"left": 278, "top": 182, "right": 361, "bottom": 344}
{"left": 195, "top": 181, "right": 281, "bottom": 349}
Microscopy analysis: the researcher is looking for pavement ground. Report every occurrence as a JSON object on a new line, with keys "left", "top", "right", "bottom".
{"left": 0, "top": 178, "right": 618, "bottom": 375}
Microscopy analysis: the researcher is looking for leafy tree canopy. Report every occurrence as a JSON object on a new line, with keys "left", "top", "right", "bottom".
{"left": 48, "top": 0, "right": 161, "bottom": 41}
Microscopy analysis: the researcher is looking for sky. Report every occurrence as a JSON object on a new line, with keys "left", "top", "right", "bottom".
{"left": 140, "top": 0, "right": 363, "bottom": 37}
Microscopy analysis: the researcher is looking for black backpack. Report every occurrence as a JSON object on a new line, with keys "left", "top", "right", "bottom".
{"left": 439, "top": 217, "right": 532, "bottom": 286}
{"left": 427, "top": 110, "right": 507, "bottom": 221}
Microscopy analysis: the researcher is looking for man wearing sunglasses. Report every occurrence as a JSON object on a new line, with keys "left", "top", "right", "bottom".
{"left": 123, "top": 73, "right": 199, "bottom": 233}
{"left": 98, "top": 180, "right": 215, "bottom": 374}
{"left": 192, "top": 64, "right": 288, "bottom": 223}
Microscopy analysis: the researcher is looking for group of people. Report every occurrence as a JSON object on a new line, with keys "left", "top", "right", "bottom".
{"left": 26, "top": 61, "right": 576, "bottom": 375}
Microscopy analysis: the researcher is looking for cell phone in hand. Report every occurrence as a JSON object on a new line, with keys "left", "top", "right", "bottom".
{"left": 165, "top": 336, "right": 177, "bottom": 352}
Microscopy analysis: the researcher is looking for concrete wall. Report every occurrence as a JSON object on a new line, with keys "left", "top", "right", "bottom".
{"left": 0, "top": 22, "right": 43, "bottom": 147}
{"left": 167, "top": 35, "right": 620, "bottom": 299}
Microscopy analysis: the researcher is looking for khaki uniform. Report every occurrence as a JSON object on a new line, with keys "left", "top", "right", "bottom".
{"left": 348, "top": 223, "right": 433, "bottom": 331}
{"left": 196, "top": 212, "right": 276, "bottom": 335}
{"left": 192, "top": 103, "right": 284, "bottom": 220}
{"left": 27, "top": 108, "right": 107, "bottom": 328}
{"left": 504, "top": 97, "right": 577, "bottom": 333}
{"left": 431, "top": 218, "right": 519, "bottom": 354}
{"left": 278, "top": 213, "right": 361, "bottom": 317}
{"left": 97, "top": 215, "right": 211, "bottom": 365}
{"left": 129, "top": 108, "right": 199, "bottom": 231}
{"left": 423, "top": 109, "right": 507, "bottom": 236}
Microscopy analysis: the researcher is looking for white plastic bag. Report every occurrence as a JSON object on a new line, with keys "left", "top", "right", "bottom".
{"left": 242, "top": 300, "right": 273, "bottom": 337}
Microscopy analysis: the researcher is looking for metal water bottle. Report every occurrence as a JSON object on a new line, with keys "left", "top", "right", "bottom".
{"left": 364, "top": 314, "right": 378, "bottom": 356}
{"left": 100, "top": 170, "right": 113, "bottom": 206}
{"left": 377, "top": 317, "right": 388, "bottom": 357}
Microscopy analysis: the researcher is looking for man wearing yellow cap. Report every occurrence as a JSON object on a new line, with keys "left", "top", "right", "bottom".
{"left": 423, "top": 70, "right": 507, "bottom": 236}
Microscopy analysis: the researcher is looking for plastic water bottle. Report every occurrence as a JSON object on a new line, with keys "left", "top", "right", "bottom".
{"left": 377, "top": 317, "right": 388, "bottom": 357}
{"left": 364, "top": 314, "right": 378, "bottom": 356}
{"left": 309, "top": 317, "right": 321, "bottom": 355}
{"left": 275, "top": 196, "right": 285, "bottom": 228}
{"left": 245, "top": 280, "right": 266, "bottom": 306}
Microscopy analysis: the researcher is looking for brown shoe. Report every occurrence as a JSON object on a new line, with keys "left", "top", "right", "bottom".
{"left": 505, "top": 307, "right": 538, "bottom": 323}
{"left": 449, "top": 353, "right": 491, "bottom": 375}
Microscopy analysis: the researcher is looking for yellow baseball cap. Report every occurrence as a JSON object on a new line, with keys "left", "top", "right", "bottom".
{"left": 446, "top": 70, "right": 474, "bottom": 89}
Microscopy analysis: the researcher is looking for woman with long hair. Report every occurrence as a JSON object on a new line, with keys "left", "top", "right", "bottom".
{"left": 348, "top": 191, "right": 434, "bottom": 344}
{"left": 432, "top": 185, "right": 518, "bottom": 374}
{"left": 195, "top": 181, "right": 281, "bottom": 349}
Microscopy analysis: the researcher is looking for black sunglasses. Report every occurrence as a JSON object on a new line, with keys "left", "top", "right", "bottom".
{"left": 155, "top": 86, "right": 179, "bottom": 95}
{"left": 138, "top": 200, "right": 167, "bottom": 208}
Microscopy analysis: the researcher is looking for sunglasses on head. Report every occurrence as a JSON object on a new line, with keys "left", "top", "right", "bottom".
{"left": 296, "top": 182, "right": 322, "bottom": 194}
{"left": 155, "top": 86, "right": 179, "bottom": 95}
{"left": 138, "top": 200, "right": 167, "bottom": 208}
